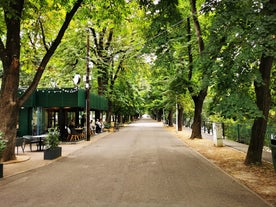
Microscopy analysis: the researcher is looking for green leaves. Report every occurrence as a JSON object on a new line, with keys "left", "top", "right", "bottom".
{"left": 44, "top": 127, "right": 60, "bottom": 149}
{"left": 210, "top": 91, "right": 263, "bottom": 121}
{"left": 205, "top": 0, "right": 276, "bottom": 122}
{"left": 169, "top": 75, "right": 189, "bottom": 95}
{"left": 0, "top": 131, "right": 6, "bottom": 155}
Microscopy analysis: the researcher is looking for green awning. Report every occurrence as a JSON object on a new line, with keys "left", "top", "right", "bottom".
{"left": 21, "top": 88, "right": 108, "bottom": 111}
{"left": 90, "top": 93, "right": 109, "bottom": 111}
{"left": 18, "top": 89, "right": 36, "bottom": 107}
{"left": 36, "top": 88, "right": 83, "bottom": 107}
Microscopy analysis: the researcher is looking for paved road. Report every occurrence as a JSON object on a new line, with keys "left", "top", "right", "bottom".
{"left": 0, "top": 118, "right": 271, "bottom": 207}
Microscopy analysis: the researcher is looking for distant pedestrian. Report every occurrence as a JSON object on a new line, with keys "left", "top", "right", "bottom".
{"left": 96, "top": 119, "right": 101, "bottom": 133}
{"left": 69, "top": 119, "right": 75, "bottom": 129}
{"left": 100, "top": 118, "right": 104, "bottom": 132}
{"left": 90, "top": 120, "right": 96, "bottom": 135}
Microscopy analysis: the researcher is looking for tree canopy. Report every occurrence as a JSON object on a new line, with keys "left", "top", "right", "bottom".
{"left": 0, "top": 0, "right": 275, "bottom": 165}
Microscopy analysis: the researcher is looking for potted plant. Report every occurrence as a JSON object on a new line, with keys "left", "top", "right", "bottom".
{"left": 44, "top": 127, "right": 62, "bottom": 160}
{"left": 0, "top": 132, "right": 6, "bottom": 178}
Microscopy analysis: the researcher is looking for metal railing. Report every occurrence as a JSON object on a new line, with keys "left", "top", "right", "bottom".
{"left": 201, "top": 121, "right": 276, "bottom": 148}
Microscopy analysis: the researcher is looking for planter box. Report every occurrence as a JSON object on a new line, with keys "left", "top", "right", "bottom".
{"left": 44, "top": 147, "right": 62, "bottom": 160}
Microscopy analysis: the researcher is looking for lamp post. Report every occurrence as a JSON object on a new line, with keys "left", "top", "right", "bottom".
{"left": 74, "top": 29, "right": 92, "bottom": 141}
{"left": 85, "top": 30, "right": 91, "bottom": 141}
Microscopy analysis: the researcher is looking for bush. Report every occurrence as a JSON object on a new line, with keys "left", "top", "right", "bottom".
{"left": 0, "top": 132, "right": 6, "bottom": 160}
{"left": 44, "top": 128, "right": 60, "bottom": 149}
{"left": 104, "top": 122, "right": 111, "bottom": 129}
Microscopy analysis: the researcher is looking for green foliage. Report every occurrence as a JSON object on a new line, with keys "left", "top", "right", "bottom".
{"left": 112, "top": 76, "right": 144, "bottom": 117}
{"left": 0, "top": 131, "right": 6, "bottom": 160}
{"left": 169, "top": 75, "right": 189, "bottom": 95}
{"left": 203, "top": 0, "right": 276, "bottom": 122}
{"left": 17, "top": 0, "right": 83, "bottom": 87}
{"left": 0, "top": 131, "right": 5, "bottom": 149}
{"left": 39, "top": 22, "right": 87, "bottom": 88}
{"left": 103, "top": 122, "right": 111, "bottom": 129}
{"left": 44, "top": 128, "right": 60, "bottom": 149}
{"left": 209, "top": 91, "right": 263, "bottom": 121}
{"left": 2, "top": 0, "right": 276, "bottom": 137}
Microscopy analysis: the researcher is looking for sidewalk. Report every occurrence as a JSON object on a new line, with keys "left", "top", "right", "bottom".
{"left": 2, "top": 132, "right": 110, "bottom": 178}
{"left": 182, "top": 127, "right": 272, "bottom": 163}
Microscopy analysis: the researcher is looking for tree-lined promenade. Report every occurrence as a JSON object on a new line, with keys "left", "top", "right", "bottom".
{"left": 0, "top": 0, "right": 275, "bottom": 169}
{"left": 0, "top": 118, "right": 272, "bottom": 207}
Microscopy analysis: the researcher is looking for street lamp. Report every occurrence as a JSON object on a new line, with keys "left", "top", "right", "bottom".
{"left": 73, "top": 74, "right": 81, "bottom": 86}
{"left": 85, "top": 29, "right": 91, "bottom": 141}
{"left": 72, "top": 29, "right": 92, "bottom": 141}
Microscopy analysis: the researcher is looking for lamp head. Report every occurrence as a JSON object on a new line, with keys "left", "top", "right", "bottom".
{"left": 73, "top": 74, "right": 81, "bottom": 85}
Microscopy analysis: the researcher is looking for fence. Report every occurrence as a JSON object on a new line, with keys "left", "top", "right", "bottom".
{"left": 202, "top": 121, "right": 276, "bottom": 148}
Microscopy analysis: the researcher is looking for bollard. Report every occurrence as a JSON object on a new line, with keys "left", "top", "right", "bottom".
{"left": 212, "top": 122, "right": 223, "bottom": 147}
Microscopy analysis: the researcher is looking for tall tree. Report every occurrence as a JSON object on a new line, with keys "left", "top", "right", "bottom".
{"left": 0, "top": 0, "right": 83, "bottom": 161}
{"left": 141, "top": 0, "right": 188, "bottom": 124}
{"left": 245, "top": 0, "right": 276, "bottom": 165}
{"left": 83, "top": 1, "right": 146, "bottom": 123}
{"left": 188, "top": 0, "right": 207, "bottom": 138}
{"left": 204, "top": 0, "right": 276, "bottom": 164}
{"left": 142, "top": 0, "right": 211, "bottom": 137}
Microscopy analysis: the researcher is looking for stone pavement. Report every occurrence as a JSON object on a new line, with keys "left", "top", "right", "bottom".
{"left": 2, "top": 124, "right": 272, "bottom": 179}
{"left": 1, "top": 119, "right": 272, "bottom": 207}
{"left": 2, "top": 132, "right": 110, "bottom": 178}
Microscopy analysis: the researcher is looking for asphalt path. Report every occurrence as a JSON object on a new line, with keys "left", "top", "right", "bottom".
{"left": 0, "top": 118, "right": 271, "bottom": 207}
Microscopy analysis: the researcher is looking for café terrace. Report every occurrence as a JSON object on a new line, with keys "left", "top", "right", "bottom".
{"left": 17, "top": 88, "right": 108, "bottom": 141}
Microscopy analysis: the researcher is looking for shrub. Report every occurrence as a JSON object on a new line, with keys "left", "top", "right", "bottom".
{"left": 44, "top": 128, "right": 60, "bottom": 149}
{"left": 0, "top": 132, "right": 6, "bottom": 160}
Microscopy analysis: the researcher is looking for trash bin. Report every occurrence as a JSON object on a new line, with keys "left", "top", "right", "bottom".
{"left": 271, "top": 139, "right": 276, "bottom": 173}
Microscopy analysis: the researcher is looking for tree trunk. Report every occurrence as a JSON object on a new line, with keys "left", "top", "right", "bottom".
{"left": 157, "top": 109, "right": 163, "bottom": 122}
{"left": 97, "top": 66, "right": 106, "bottom": 96}
{"left": 0, "top": 103, "right": 20, "bottom": 161}
{"left": 245, "top": 55, "right": 273, "bottom": 165}
{"left": 188, "top": 0, "right": 207, "bottom": 139}
{"left": 190, "top": 0, "right": 204, "bottom": 52}
{"left": 245, "top": 0, "right": 275, "bottom": 165}
{"left": 190, "top": 89, "right": 207, "bottom": 139}
{"left": 106, "top": 100, "right": 112, "bottom": 123}
{"left": 178, "top": 106, "right": 183, "bottom": 131}
{"left": 0, "top": 0, "right": 83, "bottom": 161}
{"left": 119, "top": 115, "right": 123, "bottom": 124}
{"left": 0, "top": 1, "right": 23, "bottom": 161}
{"left": 0, "top": 57, "right": 20, "bottom": 160}
{"left": 167, "top": 109, "right": 174, "bottom": 127}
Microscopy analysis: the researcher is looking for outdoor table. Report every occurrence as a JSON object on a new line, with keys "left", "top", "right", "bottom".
{"left": 23, "top": 134, "right": 48, "bottom": 151}
{"left": 75, "top": 128, "right": 83, "bottom": 133}
{"left": 74, "top": 128, "right": 84, "bottom": 140}
{"left": 32, "top": 134, "right": 47, "bottom": 151}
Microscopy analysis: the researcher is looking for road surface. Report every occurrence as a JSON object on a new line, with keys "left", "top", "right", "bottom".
{"left": 0, "top": 118, "right": 271, "bottom": 207}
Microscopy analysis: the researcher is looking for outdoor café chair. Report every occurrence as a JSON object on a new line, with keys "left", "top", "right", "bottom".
{"left": 15, "top": 137, "right": 25, "bottom": 154}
